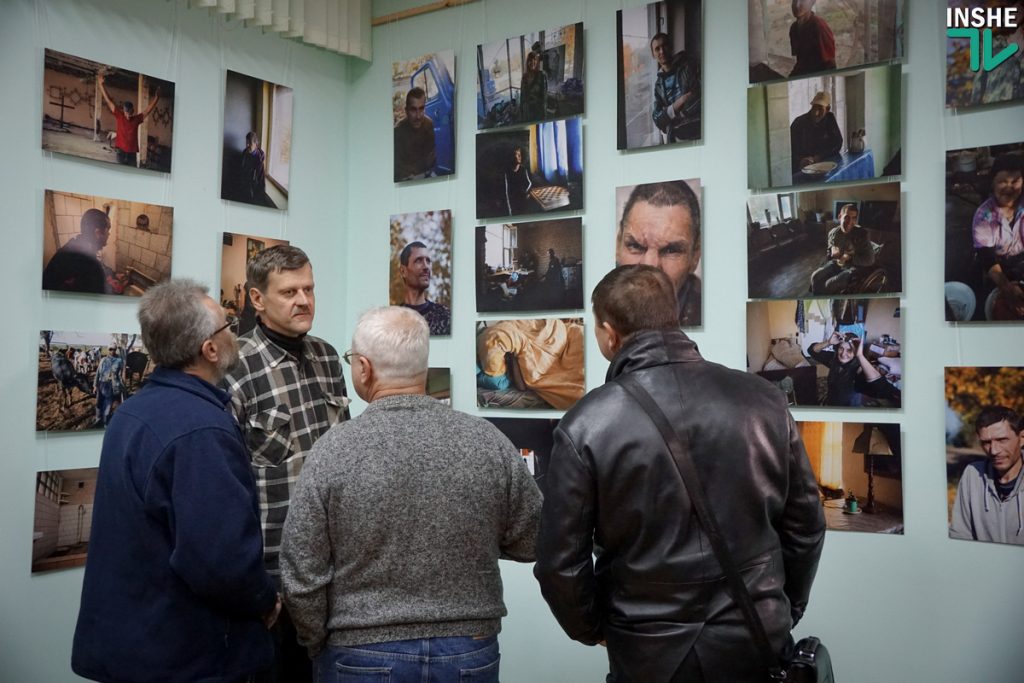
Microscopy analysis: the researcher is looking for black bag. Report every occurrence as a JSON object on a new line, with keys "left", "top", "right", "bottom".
{"left": 619, "top": 373, "right": 835, "bottom": 683}
{"left": 784, "top": 636, "right": 834, "bottom": 682}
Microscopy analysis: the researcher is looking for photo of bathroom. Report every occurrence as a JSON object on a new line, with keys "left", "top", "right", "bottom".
{"left": 31, "top": 468, "right": 98, "bottom": 573}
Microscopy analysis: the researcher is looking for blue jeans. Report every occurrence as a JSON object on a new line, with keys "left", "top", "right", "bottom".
{"left": 314, "top": 636, "right": 499, "bottom": 683}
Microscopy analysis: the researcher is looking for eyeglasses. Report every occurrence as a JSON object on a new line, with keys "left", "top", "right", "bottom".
{"left": 209, "top": 321, "right": 232, "bottom": 339}
{"left": 342, "top": 349, "right": 362, "bottom": 365}
{"left": 198, "top": 321, "right": 233, "bottom": 356}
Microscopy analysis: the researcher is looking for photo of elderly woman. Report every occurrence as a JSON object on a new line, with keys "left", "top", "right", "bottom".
{"left": 747, "top": 297, "right": 902, "bottom": 408}
{"left": 944, "top": 143, "right": 1024, "bottom": 322}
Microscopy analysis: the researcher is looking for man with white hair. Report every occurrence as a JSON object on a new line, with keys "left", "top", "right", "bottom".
{"left": 72, "top": 279, "right": 280, "bottom": 682}
{"left": 280, "top": 306, "right": 541, "bottom": 683}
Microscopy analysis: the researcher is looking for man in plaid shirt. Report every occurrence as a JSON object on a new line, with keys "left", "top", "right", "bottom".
{"left": 224, "top": 245, "right": 350, "bottom": 682}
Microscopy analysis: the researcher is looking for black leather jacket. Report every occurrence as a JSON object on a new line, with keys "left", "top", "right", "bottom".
{"left": 535, "top": 330, "right": 825, "bottom": 682}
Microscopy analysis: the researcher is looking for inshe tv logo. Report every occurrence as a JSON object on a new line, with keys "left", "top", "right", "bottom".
{"left": 947, "top": 5, "right": 1021, "bottom": 72}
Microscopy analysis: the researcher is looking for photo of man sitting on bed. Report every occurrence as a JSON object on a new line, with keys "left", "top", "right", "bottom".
{"left": 476, "top": 318, "right": 585, "bottom": 410}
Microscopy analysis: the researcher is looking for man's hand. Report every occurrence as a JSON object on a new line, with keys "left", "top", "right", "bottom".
{"left": 671, "top": 92, "right": 692, "bottom": 115}
{"left": 263, "top": 593, "right": 282, "bottom": 629}
{"left": 827, "top": 331, "right": 842, "bottom": 347}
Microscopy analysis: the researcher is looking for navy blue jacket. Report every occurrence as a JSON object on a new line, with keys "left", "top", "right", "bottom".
{"left": 72, "top": 368, "right": 276, "bottom": 683}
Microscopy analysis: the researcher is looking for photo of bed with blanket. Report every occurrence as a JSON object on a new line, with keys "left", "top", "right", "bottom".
{"left": 476, "top": 318, "right": 584, "bottom": 410}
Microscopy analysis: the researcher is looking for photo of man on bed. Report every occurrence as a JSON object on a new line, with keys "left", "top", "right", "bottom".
{"left": 476, "top": 318, "right": 584, "bottom": 410}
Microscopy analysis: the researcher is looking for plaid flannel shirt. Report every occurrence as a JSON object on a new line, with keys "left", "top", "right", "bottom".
{"left": 224, "top": 325, "right": 350, "bottom": 575}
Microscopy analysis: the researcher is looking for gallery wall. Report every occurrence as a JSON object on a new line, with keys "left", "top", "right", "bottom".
{"left": 0, "top": 0, "right": 350, "bottom": 680}
{"left": 1, "top": 0, "right": 1022, "bottom": 681}
{"left": 355, "top": 0, "right": 1023, "bottom": 681}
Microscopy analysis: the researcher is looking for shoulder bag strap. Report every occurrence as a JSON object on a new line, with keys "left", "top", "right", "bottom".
{"left": 617, "top": 372, "right": 786, "bottom": 681}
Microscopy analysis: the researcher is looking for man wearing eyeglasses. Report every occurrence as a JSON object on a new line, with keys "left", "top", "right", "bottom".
{"left": 73, "top": 279, "right": 280, "bottom": 683}
{"left": 280, "top": 306, "right": 541, "bottom": 683}
{"left": 223, "top": 245, "right": 350, "bottom": 683}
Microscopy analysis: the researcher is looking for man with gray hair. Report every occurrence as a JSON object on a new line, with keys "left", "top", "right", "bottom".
{"left": 223, "top": 244, "right": 350, "bottom": 682}
{"left": 72, "top": 279, "right": 280, "bottom": 683}
{"left": 280, "top": 306, "right": 541, "bottom": 682}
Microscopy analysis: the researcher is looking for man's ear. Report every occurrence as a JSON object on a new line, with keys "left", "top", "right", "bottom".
{"left": 602, "top": 320, "right": 623, "bottom": 355}
{"left": 249, "top": 286, "right": 265, "bottom": 313}
{"left": 357, "top": 353, "right": 375, "bottom": 389}
{"left": 198, "top": 338, "right": 217, "bottom": 364}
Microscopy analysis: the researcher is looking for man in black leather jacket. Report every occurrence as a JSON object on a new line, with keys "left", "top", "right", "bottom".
{"left": 534, "top": 265, "right": 825, "bottom": 682}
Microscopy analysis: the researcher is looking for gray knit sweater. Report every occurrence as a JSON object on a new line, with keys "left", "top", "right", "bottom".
{"left": 280, "top": 394, "right": 542, "bottom": 653}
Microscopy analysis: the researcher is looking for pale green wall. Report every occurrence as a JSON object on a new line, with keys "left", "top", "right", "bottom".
{"left": 0, "top": 1, "right": 350, "bottom": 680}
{"left": 3, "top": 0, "right": 1024, "bottom": 681}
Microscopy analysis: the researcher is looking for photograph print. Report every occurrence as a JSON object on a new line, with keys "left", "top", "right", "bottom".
{"left": 390, "top": 210, "right": 453, "bottom": 336}
{"left": 944, "top": 142, "right": 1024, "bottom": 322}
{"left": 220, "top": 232, "right": 290, "bottom": 336}
{"left": 615, "top": 178, "right": 703, "bottom": 327}
{"left": 746, "top": 296, "right": 902, "bottom": 408}
{"left": 747, "top": 180, "right": 902, "bottom": 299}
{"left": 484, "top": 417, "right": 558, "bottom": 492}
{"left": 747, "top": 0, "right": 904, "bottom": 84}
{"left": 476, "top": 22, "right": 584, "bottom": 129}
{"left": 476, "top": 218, "right": 584, "bottom": 313}
{"left": 42, "top": 190, "right": 173, "bottom": 297}
{"left": 32, "top": 467, "right": 99, "bottom": 573}
{"left": 946, "top": 0, "right": 1024, "bottom": 109}
{"left": 37, "top": 330, "right": 153, "bottom": 432}
{"left": 393, "top": 50, "right": 456, "bottom": 182}
{"left": 797, "top": 420, "right": 904, "bottom": 534}
{"left": 42, "top": 49, "right": 175, "bottom": 172}
{"left": 616, "top": 0, "right": 702, "bottom": 150}
{"left": 748, "top": 63, "right": 901, "bottom": 189}
{"left": 945, "top": 366, "right": 1024, "bottom": 547}
{"left": 221, "top": 70, "right": 293, "bottom": 210}
{"left": 427, "top": 367, "right": 451, "bottom": 405}
{"left": 476, "top": 118, "right": 583, "bottom": 219}
{"left": 476, "top": 318, "right": 584, "bottom": 411}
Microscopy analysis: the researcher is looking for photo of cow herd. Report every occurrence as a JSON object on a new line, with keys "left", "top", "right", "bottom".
{"left": 37, "top": 330, "right": 154, "bottom": 432}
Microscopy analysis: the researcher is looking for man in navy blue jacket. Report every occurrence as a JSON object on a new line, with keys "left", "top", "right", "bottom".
{"left": 72, "top": 279, "right": 280, "bottom": 683}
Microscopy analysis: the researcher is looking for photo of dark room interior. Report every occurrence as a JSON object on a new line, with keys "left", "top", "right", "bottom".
{"left": 476, "top": 218, "right": 583, "bottom": 313}
{"left": 484, "top": 417, "right": 558, "bottom": 494}
{"left": 798, "top": 421, "right": 904, "bottom": 534}
{"left": 475, "top": 118, "right": 583, "bottom": 219}
{"left": 747, "top": 181, "right": 902, "bottom": 300}
{"left": 221, "top": 70, "right": 293, "bottom": 210}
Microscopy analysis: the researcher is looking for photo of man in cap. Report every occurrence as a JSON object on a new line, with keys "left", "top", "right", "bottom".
{"left": 790, "top": 90, "right": 843, "bottom": 172}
